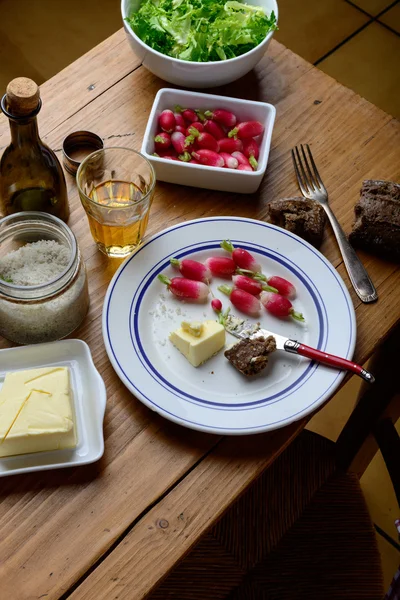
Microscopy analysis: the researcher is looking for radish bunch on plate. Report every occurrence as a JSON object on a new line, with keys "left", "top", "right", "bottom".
{"left": 216, "top": 241, "right": 304, "bottom": 321}
{"left": 153, "top": 105, "right": 264, "bottom": 171}
{"left": 157, "top": 241, "right": 305, "bottom": 322}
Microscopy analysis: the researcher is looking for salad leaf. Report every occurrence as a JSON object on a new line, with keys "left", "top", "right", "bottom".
{"left": 126, "top": 0, "right": 277, "bottom": 62}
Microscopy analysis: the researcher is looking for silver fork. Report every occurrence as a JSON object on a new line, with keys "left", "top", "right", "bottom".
{"left": 291, "top": 144, "right": 377, "bottom": 303}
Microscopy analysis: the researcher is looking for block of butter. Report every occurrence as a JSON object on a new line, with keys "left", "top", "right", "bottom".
{"left": 0, "top": 366, "right": 76, "bottom": 458}
{"left": 169, "top": 320, "right": 225, "bottom": 367}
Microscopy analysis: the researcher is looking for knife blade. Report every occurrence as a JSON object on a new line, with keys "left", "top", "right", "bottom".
{"left": 224, "top": 314, "right": 375, "bottom": 384}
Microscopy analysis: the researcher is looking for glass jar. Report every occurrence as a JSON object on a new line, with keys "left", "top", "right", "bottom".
{"left": 0, "top": 212, "right": 89, "bottom": 345}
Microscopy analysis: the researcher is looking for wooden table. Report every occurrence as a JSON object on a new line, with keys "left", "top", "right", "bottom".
{"left": 0, "top": 30, "right": 399, "bottom": 600}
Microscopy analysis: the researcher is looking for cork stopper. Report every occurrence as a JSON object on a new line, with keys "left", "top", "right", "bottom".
{"left": 6, "top": 77, "right": 40, "bottom": 116}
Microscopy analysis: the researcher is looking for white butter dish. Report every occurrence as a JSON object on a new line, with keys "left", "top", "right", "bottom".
{"left": 0, "top": 339, "right": 106, "bottom": 476}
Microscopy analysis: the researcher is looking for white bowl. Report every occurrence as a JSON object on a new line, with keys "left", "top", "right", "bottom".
{"left": 141, "top": 88, "right": 276, "bottom": 194}
{"left": 121, "top": 0, "right": 278, "bottom": 88}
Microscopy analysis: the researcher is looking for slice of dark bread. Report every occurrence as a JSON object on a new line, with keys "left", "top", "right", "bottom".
{"left": 349, "top": 180, "right": 400, "bottom": 262}
{"left": 265, "top": 197, "right": 326, "bottom": 247}
{"left": 224, "top": 336, "right": 276, "bottom": 376}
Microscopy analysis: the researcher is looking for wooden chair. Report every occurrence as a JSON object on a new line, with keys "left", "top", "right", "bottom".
{"left": 148, "top": 326, "right": 400, "bottom": 600}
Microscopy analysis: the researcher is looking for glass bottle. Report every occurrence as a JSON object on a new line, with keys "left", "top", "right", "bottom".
{"left": 0, "top": 77, "right": 69, "bottom": 222}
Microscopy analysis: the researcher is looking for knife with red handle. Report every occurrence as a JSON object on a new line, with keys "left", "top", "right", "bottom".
{"left": 282, "top": 339, "right": 374, "bottom": 383}
{"left": 224, "top": 315, "right": 375, "bottom": 384}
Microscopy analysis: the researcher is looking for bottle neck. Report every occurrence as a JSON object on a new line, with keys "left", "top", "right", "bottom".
{"left": 9, "top": 116, "right": 40, "bottom": 146}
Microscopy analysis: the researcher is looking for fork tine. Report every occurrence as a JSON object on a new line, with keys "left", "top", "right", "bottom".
{"left": 306, "top": 144, "right": 325, "bottom": 190}
{"left": 295, "top": 146, "right": 312, "bottom": 193}
{"left": 291, "top": 149, "right": 308, "bottom": 196}
{"left": 300, "top": 144, "right": 317, "bottom": 190}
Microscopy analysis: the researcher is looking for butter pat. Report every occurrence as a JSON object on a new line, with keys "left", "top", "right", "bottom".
{"left": 169, "top": 320, "right": 225, "bottom": 367}
{"left": 181, "top": 321, "right": 203, "bottom": 337}
{"left": 0, "top": 367, "right": 76, "bottom": 458}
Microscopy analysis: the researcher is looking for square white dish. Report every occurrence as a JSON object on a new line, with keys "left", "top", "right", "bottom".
{"left": 141, "top": 88, "right": 276, "bottom": 194}
{"left": 0, "top": 339, "right": 106, "bottom": 477}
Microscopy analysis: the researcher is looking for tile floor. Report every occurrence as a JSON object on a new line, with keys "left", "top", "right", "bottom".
{"left": 275, "top": 0, "right": 400, "bottom": 118}
{"left": 0, "top": 0, "right": 399, "bottom": 590}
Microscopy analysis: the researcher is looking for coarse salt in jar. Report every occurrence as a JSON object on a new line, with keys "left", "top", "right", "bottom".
{"left": 0, "top": 211, "right": 89, "bottom": 345}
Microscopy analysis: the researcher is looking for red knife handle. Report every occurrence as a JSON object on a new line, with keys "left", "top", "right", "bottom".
{"left": 284, "top": 340, "right": 375, "bottom": 383}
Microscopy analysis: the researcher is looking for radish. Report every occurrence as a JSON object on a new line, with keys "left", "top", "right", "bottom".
{"left": 191, "top": 149, "right": 224, "bottom": 168}
{"left": 219, "top": 152, "right": 238, "bottom": 169}
{"left": 228, "top": 121, "right": 264, "bottom": 139}
{"left": 175, "top": 106, "right": 198, "bottom": 123}
{"left": 158, "top": 275, "right": 209, "bottom": 302}
{"left": 171, "top": 131, "right": 187, "bottom": 154}
{"left": 260, "top": 291, "right": 304, "bottom": 321}
{"left": 204, "top": 109, "right": 237, "bottom": 128}
{"left": 204, "top": 119, "right": 225, "bottom": 140}
{"left": 211, "top": 298, "right": 231, "bottom": 325}
{"left": 189, "top": 159, "right": 200, "bottom": 164}
{"left": 211, "top": 298, "right": 223, "bottom": 313}
{"left": 255, "top": 274, "right": 296, "bottom": 299}
{"left": 183, "top": 109, "right": 198, "bottom": 123}
{"left": 170, "top": 258, "right": 212, "bottom": 283}
{"left": 219, "top": 137, "right": 243, "bottom": 153}
{"left": 186, "top": 123, "right": 204, "bottom": 136}
{"left": 196, "top": 132, "right": 220, "bottom": 153}
{"left": 174, "top": 125, "right": 187, "bottom": 134}
{"left": 174, "top": 112, "right": 186, "bottom": 128}
{"left": 185, "top": 128, "right": 219, "bottom": 152}
{"left": 237, "top": 164, "right": 253, "bottom": 172}
{"left": 218, "top": 285, "right": 261, "bottom": 317}
{"left": 159, "top": 110, "right": 176, "bottom": 133}
{"left": 204, "top": 256, "right": 236, "bottom": 278}
{"left": 157, "top": 148, "right": 177, "bottom": 157}
{"left": 154, "top": 132, "right": 171, "bottom": 152}
{"left": 220, "top": 240, "right": 261, "bottom": 273}
{"left": 232, "top": 274, "right": 277, "bottom": 295}
{"left": 231, "top": 151, "right": 251, "bottom": 167}
{"left": 242, "top": 138, "right": 260, "bottom": 170}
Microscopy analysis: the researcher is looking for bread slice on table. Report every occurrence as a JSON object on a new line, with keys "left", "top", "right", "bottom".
{"left": 349, "top": 180, "right": 400, "bottom": 262}
{"left": 265, "top": 197, "right": 326, "bottom": 248}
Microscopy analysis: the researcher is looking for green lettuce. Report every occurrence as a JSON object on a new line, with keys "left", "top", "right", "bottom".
{"left": 126, "top": 0, "right": 277, "bottom": 62}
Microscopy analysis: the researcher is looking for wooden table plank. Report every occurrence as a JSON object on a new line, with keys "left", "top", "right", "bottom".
{"left": 0, "top": 32, "right": 398, "bottom": 600}
{"left": 0, "top": 29, "right": 140, "bottom": 152}
{"left": 0, "top": 422, "right": 221, "bottom": 599}
{"left": 67, "top": 425, "right": 301, "bottom": 600}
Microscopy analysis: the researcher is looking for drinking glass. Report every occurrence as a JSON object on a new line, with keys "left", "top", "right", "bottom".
{"left": 77, "top": 147, "right": 156, "bottom": 257}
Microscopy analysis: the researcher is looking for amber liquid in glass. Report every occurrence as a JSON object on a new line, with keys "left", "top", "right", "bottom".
{"left": 87, "top": 180, "right": 150, "bottom": 257}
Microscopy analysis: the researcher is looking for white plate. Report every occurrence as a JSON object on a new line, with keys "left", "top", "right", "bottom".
{"left": 103, "top": 217, "right": 356, "bottom": 435}
{"left": 0, "top": 339, "right": 106, "bottom": 476}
